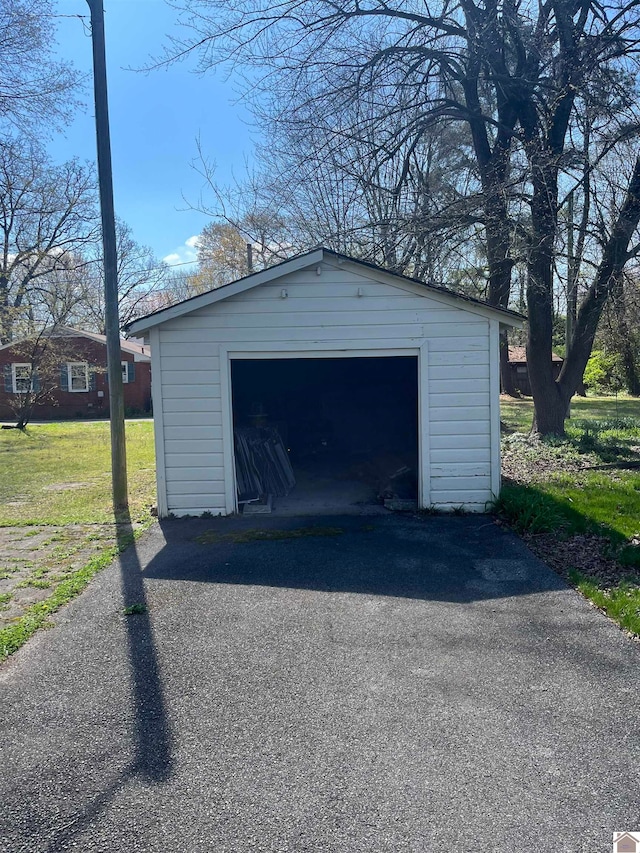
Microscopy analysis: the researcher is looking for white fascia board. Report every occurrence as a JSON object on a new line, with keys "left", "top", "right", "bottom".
{"left": 126, "top": 249, "right": 326, "bottom": 334}
{"left": 329, "top": 257, "right": 524, "bottom": 328}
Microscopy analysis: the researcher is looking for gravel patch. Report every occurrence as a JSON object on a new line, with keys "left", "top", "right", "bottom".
{"left": 0, "top": 525, "right": 127, "bottom": 625}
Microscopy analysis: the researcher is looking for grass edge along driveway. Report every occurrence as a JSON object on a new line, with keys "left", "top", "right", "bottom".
{"left": 0, "top": 421, "right": 156, "bottom": 662}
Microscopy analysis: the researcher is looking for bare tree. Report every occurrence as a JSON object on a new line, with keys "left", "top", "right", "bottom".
{"left": 165, "top": 0, "right": 640, "bottom": 433}
{"left": 27, "top": 253, "right": 94, "bottom": 330}
{"left": 0, "top": 0, "right": 84, "bottom": 136}
{"left": 189, "top": 145, "right": 293, "bottom": 266}
{"left": 191, "top": 104, "right": 480, "bottom": 285}
{"left": 67, "top": 220, "right": 171, "bottom": 333}
{"left": 0, "top": 138, "right": 98, "bottom": 344}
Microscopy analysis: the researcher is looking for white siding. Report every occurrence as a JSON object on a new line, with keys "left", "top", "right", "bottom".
{"left": 155, "top": 261, "right": 495, "bottom": 515}
{"left": 159, "top": 338, "right": 225, "bottom": 514}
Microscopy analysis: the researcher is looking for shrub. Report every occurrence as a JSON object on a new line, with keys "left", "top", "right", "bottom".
{"left": 583, "top": 350, "right": 624, "bottom": 394}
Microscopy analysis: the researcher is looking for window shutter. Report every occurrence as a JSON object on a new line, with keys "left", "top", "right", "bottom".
{"left": 60, "top": 364, "right": 69, "bottom": 391}
{"left": 89, "top": 368, "right": 97, "bottom": 391}
{"left": 127, "top": 361, "right": 135, "bottom": 383}
{"left": 32, "top": 370, "right": 41, "bottom": 392}
{"left": 4, "top": 364, "right": 12, "bottom": 392}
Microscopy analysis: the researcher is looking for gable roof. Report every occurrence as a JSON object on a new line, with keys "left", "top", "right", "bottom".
{"left": 125, "top": 247, "right": 525, "bottom": 335}
{"left": 509, "top": 346, "right": 562, "bottom": 363}
{"left": 0, "top": 326, "right": 151, "bottom": 360}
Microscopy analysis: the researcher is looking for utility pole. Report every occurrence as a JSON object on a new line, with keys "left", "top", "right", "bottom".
{"left": 86, "top": 0, "right": 128, "bottom": 512}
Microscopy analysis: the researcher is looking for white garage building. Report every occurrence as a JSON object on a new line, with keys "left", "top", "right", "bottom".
{"left": 127, "top": 248, "right": 522, "bottom": 517}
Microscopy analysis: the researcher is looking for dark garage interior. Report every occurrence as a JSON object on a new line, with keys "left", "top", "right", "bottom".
{"left": 231, "top": 356, "right": 419, "bottom": 513}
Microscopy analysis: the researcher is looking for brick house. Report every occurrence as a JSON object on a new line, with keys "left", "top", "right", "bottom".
{"left": 0, "top": 327, "right": 152, "bottom": 421}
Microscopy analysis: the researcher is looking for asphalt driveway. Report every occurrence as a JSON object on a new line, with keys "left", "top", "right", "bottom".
{"left": 1, "top": 514, "right": 639, "bottom": 852}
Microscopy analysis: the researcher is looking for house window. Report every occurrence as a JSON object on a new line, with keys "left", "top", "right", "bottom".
{"left": 68, "top": 362, "right": 89, "bottom": 392}
{"left": 12, "top": 363, "right": 33, "bottom": 393}
{"left": 120, "top": 361, "right": 135, "bottom": 384}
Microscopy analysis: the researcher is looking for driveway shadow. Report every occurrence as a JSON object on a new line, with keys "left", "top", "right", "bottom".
{"left": 40, "top": 511, "right": 173, "bottom": 852}
{"left": 117, "top": 514, "right": 173, "bottom": 783}
{"left": 142, "top": 513, "right": 566, "bottom": 603}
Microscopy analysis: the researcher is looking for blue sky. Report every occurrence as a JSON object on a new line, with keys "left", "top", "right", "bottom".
{"left": 50, "top": 0, "right": 255, "bottom": 266}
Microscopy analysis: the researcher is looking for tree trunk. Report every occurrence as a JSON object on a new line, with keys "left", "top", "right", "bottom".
{"left": 499, "top": 330, "right": 518, "bottom": 396}
{"left": 528, "top": 154, "right": 640, "bottom": 433}
{"left": 462, "top": 75, "right": 516, "bottom": 392}
{"left": 556, "top": 157, "right": 640, "bottom": 410}
{"left": 484, "top": 200, "right": 515, "bottom": 394}
{"left": 12, "top": 393, "right": 33, "bottom": 431}
{"left": 0, "top": 274, "right": 12, "bottom": 345}
{"left": 526, "top": 156, "right": 564, "bottom": 433}
{"left": 531, "top": 382, "right": 568, "bottom": 433}
{"left": 562, "top": 158, "right": 640, "bottom": 380}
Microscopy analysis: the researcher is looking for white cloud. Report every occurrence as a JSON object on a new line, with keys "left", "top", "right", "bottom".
{"left": 162, "top": 235, "right": 200, "bottom": 267}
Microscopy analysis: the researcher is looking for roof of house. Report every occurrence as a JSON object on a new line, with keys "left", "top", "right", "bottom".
{"left": 0, "top": 326, "right": 151, "bottom": 360}
{"left": 508, "top": 346, "right": 562, "bottom": 363}
{"left": 125, "top": 247, "right": 525, "bottom": 335}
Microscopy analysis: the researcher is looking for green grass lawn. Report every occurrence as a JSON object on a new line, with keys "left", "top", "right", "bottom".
{"left": 0, "top": 420, "right": 156, "bottom": 525}
{"left": 499, "top": 394, "right": 640, "bottom": 636}
{"left": 0, "top": 420, "right": 156, "bottom": 662}
{"left": 500, "top": 393, "right": 640, "bottom": 433}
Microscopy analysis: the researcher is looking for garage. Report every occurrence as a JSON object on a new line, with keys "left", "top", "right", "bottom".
{"left": 231, "top": 355, "right": 419, "bottom": 513}
{"left": 125, "top": 248, "right": 522, "bottom": 517}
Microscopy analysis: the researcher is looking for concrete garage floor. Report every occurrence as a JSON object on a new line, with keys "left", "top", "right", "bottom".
{"left": 1, "top": 514, "right": 639, "bottom": 852}
{"left": 268, "top": 469, "right": 384, "bottom": 515}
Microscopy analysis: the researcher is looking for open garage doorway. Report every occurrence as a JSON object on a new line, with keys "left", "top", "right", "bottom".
{"left": 230, "top": 356, "right": 419, "bottom": 514}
